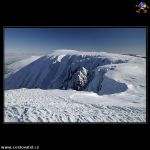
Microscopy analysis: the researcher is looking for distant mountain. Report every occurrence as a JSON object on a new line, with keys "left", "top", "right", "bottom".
{"left": 122, "top": 53, "right": 146, "bottom": 58}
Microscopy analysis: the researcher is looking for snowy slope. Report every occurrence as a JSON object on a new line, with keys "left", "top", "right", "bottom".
{"left": 5, "top": 56, "right": 41, "bottom": 78}
{"left": 4, "top": 50, "right": 146, "bottom": 122}
{"left": 5, "top": 89, "right": 146, "bottom": 122}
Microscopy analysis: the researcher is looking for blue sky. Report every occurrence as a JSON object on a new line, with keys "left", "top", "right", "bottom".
{"left": 4, "top": 28, "right": 146, "bottom": 55}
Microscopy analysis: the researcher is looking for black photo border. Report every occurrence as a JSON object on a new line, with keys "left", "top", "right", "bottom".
{"left": 2, "top": 26, "right": 148, "bottom": 125}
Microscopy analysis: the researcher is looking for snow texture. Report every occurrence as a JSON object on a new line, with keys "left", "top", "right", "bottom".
{"left": 5, "top": 89, "right": 145, "bottom": 122}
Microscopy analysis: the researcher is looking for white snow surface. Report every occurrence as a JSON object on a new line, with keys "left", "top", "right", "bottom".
{"left": 5, "top": 89, "right": 145, "bottom": 122}
{"left": 4, "top": 50, "right": 146, "bottom": 122}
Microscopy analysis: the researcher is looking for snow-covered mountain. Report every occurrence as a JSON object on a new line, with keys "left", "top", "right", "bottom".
{"left": 4, "top": 50, "right": 146, "bottom": 122}
{"left": 5, "top": 50, "right": 144, "bottom": 94}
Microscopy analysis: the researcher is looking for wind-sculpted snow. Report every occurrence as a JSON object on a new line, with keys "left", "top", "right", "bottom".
{"left": 5, "top": 89, "right": 146, "bottom": 122}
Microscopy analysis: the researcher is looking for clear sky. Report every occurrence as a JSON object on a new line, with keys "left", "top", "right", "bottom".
{"left": 4, "top": 28, "right": 146, "bottom": 55}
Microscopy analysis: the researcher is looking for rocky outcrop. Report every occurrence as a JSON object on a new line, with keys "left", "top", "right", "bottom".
{"left": 62, "top": 67, "right": 89, "bottom": 91}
